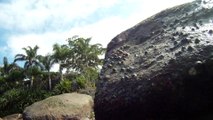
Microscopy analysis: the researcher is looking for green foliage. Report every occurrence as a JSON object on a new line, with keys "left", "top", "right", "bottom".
{"left": 53, "top": 79, "right": 72, "bottom": 94}
{"left": 6, "top": 69, "right": 25, "bottom": 83}
{"left": 0, "top": 88, "right": 52, "bottom": 117}
{"left": 66, "top": 36, "right": 105, "bottom": 72}
{"left": 37, "top": 54, "right": 54, "bottom": 72}
{"left": 76, "top": 75, "right": 87, "bottom": 89}
{"left": 72, "top": 67, "right": 99, "bottom": 90}
{"left": 27, "top": 66, "right": 43, "bottom": 77}
{"left": 52, "top": 43, "right": 70, "bottom": 81}
{"left": 0, "top": 76, "right": 6, "bottom": 83}
{"left": 37, "top": 54, "right": 55, "bottom": 90}
{"left": 14, "top": 45, "right": 43, "bottom": 87}
{"left": 0, "top": 70, "right": 25, "bottom": 94}
{"left": 0, "top": 57, "right": 22, "bottom": 77}
{"left": 82, "top": 67, "right": 99, "bottom": 88}
{"left": 0, "top": 76, "right": 7, "bottom": 93}
{"left": 0, "top": 36, "right": 105, "bottom": 117}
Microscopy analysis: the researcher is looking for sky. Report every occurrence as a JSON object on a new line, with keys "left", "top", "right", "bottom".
{"left": 0, "top": 0, "right": 194, "bottom": 69}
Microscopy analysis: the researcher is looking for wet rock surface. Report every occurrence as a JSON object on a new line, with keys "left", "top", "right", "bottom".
{"left": 95, "top": 0, "right": 213, "bottom": 120}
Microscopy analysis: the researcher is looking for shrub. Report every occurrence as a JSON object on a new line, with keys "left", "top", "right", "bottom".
{"left": 76, "top": 75, "right": 87, "bottom": 89}
{"left": 53, "top": 79, "right": 72, "bottom": 94}
{"left": 0, "top": 88, "right": 52, "bottom": 117}
{"left": 7, "top": 70, "right": 25, "bottom": 83}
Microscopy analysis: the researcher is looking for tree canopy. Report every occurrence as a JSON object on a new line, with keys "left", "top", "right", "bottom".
{"left": 0, "top": 36, "right": 106, "bottom": 117}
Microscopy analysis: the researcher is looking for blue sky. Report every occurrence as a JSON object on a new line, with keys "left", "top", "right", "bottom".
{"left": 0, "top": 0, "right": 193, "bottom": 68}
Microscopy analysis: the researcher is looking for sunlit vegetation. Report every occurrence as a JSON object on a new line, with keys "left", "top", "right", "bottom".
{"left": 0, "top": 36, "right": 106, "bottom": 116}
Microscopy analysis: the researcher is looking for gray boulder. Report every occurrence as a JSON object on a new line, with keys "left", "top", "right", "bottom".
{"left": 95, "top": 0, "right": 213, "bottom": 120}
{"left": 23, "top": 93, "right": 94, "bottom": 120}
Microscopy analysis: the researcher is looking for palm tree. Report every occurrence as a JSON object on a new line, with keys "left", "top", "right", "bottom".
{"left": 38, "top": 54, "right": 54, "bottom": 90}
{"left": 1, "top": 57, "right": 20, "bottom": 77}
{"left": 2, "top": 57, "right": 11, "bottom": 77}
{"left": 14, "top": 45, "right": 43, "bottom": 87}
{"left": 52, "top": 43, "right": 69, "bottom": 81}
{"left": 67, "top": 37, "right": 105, "bottom": 72}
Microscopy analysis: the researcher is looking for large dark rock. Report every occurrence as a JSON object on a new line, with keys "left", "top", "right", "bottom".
{"left": 95, "top": 0, "right": 213, "bottom": 120}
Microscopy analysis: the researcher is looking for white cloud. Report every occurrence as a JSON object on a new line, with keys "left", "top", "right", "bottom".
{"left": 6, "top": 16, "right": 129, "bottom": 56}
{"left": 5, "top": 0, "right": 195, "bottom": 55}
{"left": 124, "top": 0, "right": 194, "bottom": 21}
{"left": 0, "top": 0, "right": 122, "bottom": 32}
{"left": 7, "top": 32, "right": 68, "bottom": 56}
{"left": 2, "top": 0, "right": 195, "bottom": 71}
{"left": 0, "top": 0, "right": 194, "bottom": 32}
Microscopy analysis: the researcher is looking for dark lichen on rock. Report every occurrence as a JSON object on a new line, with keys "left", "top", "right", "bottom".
{"left": 95, "top": 1, "right": 213, "bottom": 120}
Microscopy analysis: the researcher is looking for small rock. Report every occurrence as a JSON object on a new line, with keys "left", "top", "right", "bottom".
{"left": 181, "top": 46, "right": 186, "bottom": 51}
{"left": 194, "top": 38, "right": 200, "bottom": 44}
{"left": 108, "top": 64, "right": 113, "bottom": 68}
{"left": 209, "top": 30, "right": 213, "bottom": 35}
{"left": 157, "top": 55, "right": 164, "bottom": 60}
{"left": 191, "top": 28, "right": 195, "bottom": 31}
{"left": 171, "top": 37, "right": 176, "bottom": 41}
{"left": 172, "top": 32, "right": 179, "bottom": 36}
{"left": 131, "top": 73, "right": 138, "bottom": 78}
{"left": 120, "top": 68, "right": 126, "bottom": 72}
{"left": 104, "top": 75, "right": 111, "bottom": 80}
{"left": 179, "top": 32, "right": 184, "bottom": 36}
{"left": 125, "top": 75, "right": 130, "bottom": 80}
{"left": 175, "top": 51, "right": 182, "bottom": 56}
{"left": 135, "top": 54, "right": 139, "bottom": 57}
{"left": 181, "top": 38, "right": 190, "bottom": 44}
{"left": 121, "top": 76, "right": 125, "bottom": 81}
{"left": 195, "top": 61, "right": 202, "bottom": 65}
{"left": 188, "top": 67, "right": 197, "bottom": 76}
{"left": 174, "top": 41, "right": 178, "bottom": 45}
{"left": 112, "top": 68, "right": 117, "bottom": 73}
{"left": 187, "top": 46, "right": 194, "bottom": 52}
{"left": 118, "top": 61, "right": 123, "bottom": 65}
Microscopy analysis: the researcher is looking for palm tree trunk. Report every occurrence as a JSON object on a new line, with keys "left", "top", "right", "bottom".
{"left": 29, "top": 61, "right": 34, "bottom": 88}
{"left": 30, "top": 76, "right": 33, "bottom": 87}
{"left": 30, "top": 65, "right": 33, "bottom": 87}
{"left": 48, "top": 71, "right": 52, "bottom": 90}
{"left": 59, "top": 63, "right": 63, "bottom": 81}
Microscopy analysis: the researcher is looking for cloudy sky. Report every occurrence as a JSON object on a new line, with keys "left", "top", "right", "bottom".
{"left": 0, "top": 0, "right": 194, "bottom": 65}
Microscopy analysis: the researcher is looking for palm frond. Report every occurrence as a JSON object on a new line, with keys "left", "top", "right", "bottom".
{"left": 15, "top": 54, "right": 26, "bottom": 58}
{"left": 14, "top": 57, "right": 27, "bottom": 63}
{"left": 32, "top": 60, "right": 45, "bottom": 71}
{"left": 24, "top": 61, "right": 30, "bottom": 69}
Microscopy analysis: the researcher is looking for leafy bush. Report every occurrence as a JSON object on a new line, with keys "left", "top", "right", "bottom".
{"left": 53, "top": 79, "right": 72, "bottom": 94}
{"left": 76, "top": 75, "right": 87, "bottom": 89}
{"left": 0, "top": 88, "right": 52, "bottom": 117}
{"left": 0, "top": 77, "right": 7, "bottom": 94}
{"left": 81, "top": 67, "right": 99, "bottom": 88}
{"left": 7, "top": 70, "right": 25, "bottom": 82}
